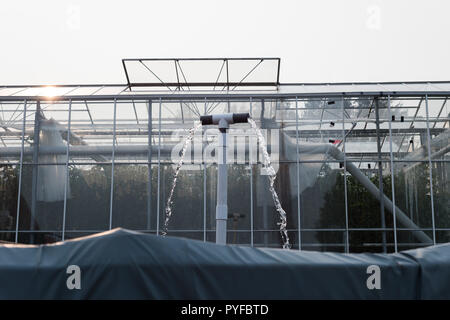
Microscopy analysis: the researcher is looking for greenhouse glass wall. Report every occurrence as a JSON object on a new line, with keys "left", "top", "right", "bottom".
{"left": 0, "top": 74, "right": 449, "bottom": 253}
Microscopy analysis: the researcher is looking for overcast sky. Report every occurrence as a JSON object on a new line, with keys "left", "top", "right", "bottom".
{"left": 1, "top": 0, "right": 449, "bottom": 85}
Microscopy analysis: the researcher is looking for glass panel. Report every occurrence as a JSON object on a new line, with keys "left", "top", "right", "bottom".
{"left": 65, "top": 164, "right": 111, "bottom": 231}
{"left": 301, "top": 230, "right": 346, "bottom": 253}
{"left": 17, "top": 232, "right": 62, "bottom": 244}
{"left": 0, "top": 101, "right": 27, "bottom": 164}
{"left": 227, "top": 165, "right": 251, "bottom": 244}
{"left": 432, "top": 161, "right": 450, "bottom": 229}
{"left": 253, "top": 231, "right": 286, "bottom": 249}
{"left": 0, "top": 164, "right": 18, "bottom": 242}
{"left": 396, "top": 230, "right": 433, "bottom": 251}
{"left": 69, "top": 101, "right": 114, "bottom": 164}
{"left": 113, "top": 101, "right": 148, "bottom": 163}
{"left": 17, "top": 102, "right": 70, "bottom": 244}
{"left": 300, "top": 161, "right": 345, "bottom": 230}
{"left": 393, "top": 161, "right": 433, "bottom": 247}
{"left": 391, "top": 100, "right": 435, "bottom": 249}
{"left": 160, "top": 164, "right": 204, "bottom": 237}
{"left": 112, "top": 164, "right": 149, "bottom": 230}
{"left": 349, "top": 230, "right": 395, "bottom": 253}
{"left": 436, "top": 230, "right": 450, "bottom": 244}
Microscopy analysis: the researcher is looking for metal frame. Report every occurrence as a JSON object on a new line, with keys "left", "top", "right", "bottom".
{"left": 61, "top": 99, "right": 72, "bottom": 240}
{"left": 387, "top": 95, "right": 398, "bottom": 252}
{"left": 295, "top": 96, "right": 302, "bottom": 250}
{"left": 0, "top": 83, "right": 448, "bottom": 251}
{"left": 14, "top": 100, "right": 27, "bottom": 243}
{"left": 374, "top": 98, "right": 387, "bottom": 252}
{"left": 122, "top": 58, "right": 281, "bottom": 88}
{"left": 341, "top": 97, "right": 350, "bottom": 253}
{"left": 425, "top": 95, "right": 437, "bottom": 245}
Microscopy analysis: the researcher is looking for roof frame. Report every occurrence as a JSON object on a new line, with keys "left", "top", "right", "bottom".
{"left": 121, "top": 57, "right": 281, "bottom": 89}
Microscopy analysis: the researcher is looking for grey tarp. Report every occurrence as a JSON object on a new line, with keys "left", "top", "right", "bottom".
{"left": 0, "top": 228, "right": 449, "bottom": 299}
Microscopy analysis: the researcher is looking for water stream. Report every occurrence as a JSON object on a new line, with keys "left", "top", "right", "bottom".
{"left": 248, "top": 118, "right": 291, "bottom": 249}
{"left": 163, "top": 118, "right": 291, "bottom": 249}
{"left": 161, "top": 121, "right": 202, "bottom": 236}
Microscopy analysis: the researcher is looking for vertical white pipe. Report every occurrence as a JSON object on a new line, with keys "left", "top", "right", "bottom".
{"left": 216, "top": 130, "right": 228, "bottom": 245}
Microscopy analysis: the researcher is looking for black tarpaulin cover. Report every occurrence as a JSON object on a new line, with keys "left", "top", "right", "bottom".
{"left": 0, "top": 228, "right": 449, "bottom": 299}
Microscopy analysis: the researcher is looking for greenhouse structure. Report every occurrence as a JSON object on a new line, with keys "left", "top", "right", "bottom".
{"left": 0, "top": 58, "right": 449, "bottom": 254}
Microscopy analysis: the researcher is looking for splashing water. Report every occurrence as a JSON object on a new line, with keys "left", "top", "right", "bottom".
{"left": 248, "top": 118, "right": 291, "bottom": 249}
{"left": 162, "top": 121, "right": 202, "bottom": 236}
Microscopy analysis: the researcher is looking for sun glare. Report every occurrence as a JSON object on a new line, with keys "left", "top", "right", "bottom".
{"left": 40, "top": 86, "right": 60, "bottom": 98}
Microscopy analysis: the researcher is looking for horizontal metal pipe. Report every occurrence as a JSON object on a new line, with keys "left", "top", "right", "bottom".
{"left": 128, "top": 82, "right": 278, "bottom": 87}
{"left": 2, "top": 79, "right": 450, "bottom": 89}
{"left": 123, "top": 57, "right": 280, "bottom": 61}
{"left": 0, "top": 145, "right": 173, "bottom": 157}
{"left": 2, "top": 92, "right": 450, "bottom": 102}
{"left": 0, "top": 141, "right": 447, "bottom": 163}
{"left": 2, "top": 128, "right": 446, "bottom": 139}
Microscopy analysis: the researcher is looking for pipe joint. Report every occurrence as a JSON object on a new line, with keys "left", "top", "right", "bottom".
{"left": 200, "top": 113, "right": 250, "bottom": 126}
